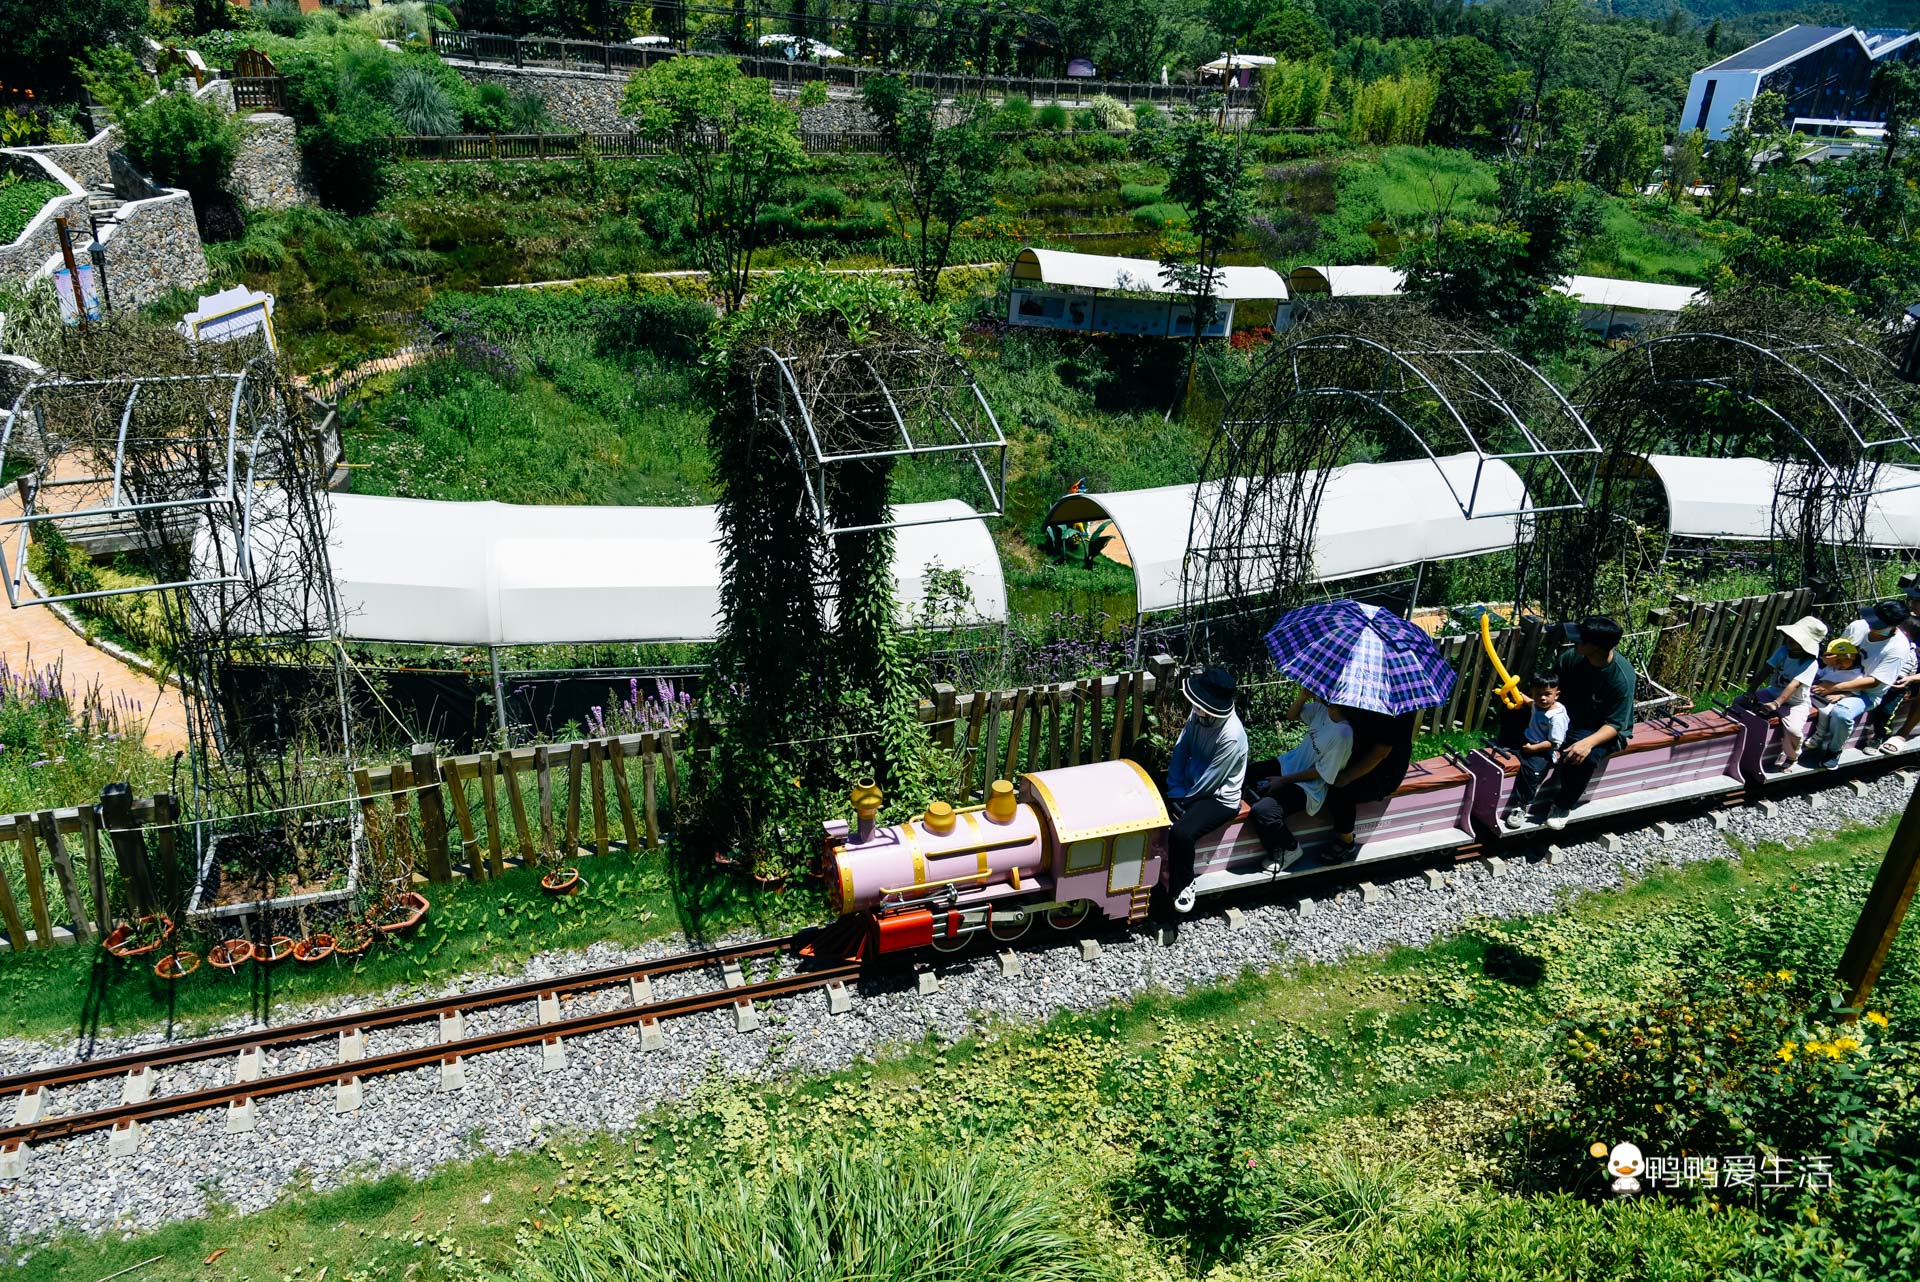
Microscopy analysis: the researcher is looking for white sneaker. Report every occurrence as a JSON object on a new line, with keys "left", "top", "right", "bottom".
{"left": 1545, "top": 806, "right": 1571, "bottom": 831}
{"left": 1501, "top": 809, "right": 1526, "bottom": 830}
{"left": 1173, "top": 885, "right": 1197, "bottom": 914}
{"left": 1884, "top": 736, "right": 1908, "bottom": 754}
{"left": 1262, "top": 847, "right": 1303, "bottom": 875}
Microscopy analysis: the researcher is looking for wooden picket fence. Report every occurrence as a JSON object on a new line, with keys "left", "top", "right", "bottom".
{"left": 0, "top": 790, "right": 181, "bottom": 952}
{"left": 1645, "top": 588, "right": 1817, "bottom": 703}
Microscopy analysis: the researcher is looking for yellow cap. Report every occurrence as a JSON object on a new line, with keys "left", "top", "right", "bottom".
{"left": 985, "top": 779, "right": 1018, "bottom": 823}
{"left": 924, "top": 800, "right": 956, "bottom": 835}
{"left": 850, "top": 779, "right": 883, "bottom": 817}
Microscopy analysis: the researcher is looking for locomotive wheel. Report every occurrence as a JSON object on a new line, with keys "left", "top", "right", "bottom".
{"left": 930, "top": 929, "right": 972, "bottom": 954}
{"left": 988, "top": 911, "right": 1032, "bottom": 942}
{"left": 1046, "top": 900, "right": 1092, "bottom": 933}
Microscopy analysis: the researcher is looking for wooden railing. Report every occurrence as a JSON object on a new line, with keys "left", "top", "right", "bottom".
{"left": 0, "top": 789, "right": 181, "bottom": 951}
{"left": 231, "top": 75, "right": 287, "bottom": 111}
{"left": 430, "top": 29, "right": 1257, "bottom": 108}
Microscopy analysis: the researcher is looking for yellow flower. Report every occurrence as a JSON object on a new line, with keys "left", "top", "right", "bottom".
{"left": 1804, "top": 1039, "right": 1824, "bottom": 1057}
{"left": 1777, "top": 1043, "right": 1796, "bottom": 1062}
{"left": 1865, "top": 1010, "right": 1889, "bottom": 1028}
{"left": 1775, "top": 969, "right": 1794, "bottom": 982}
{"left": 1832, "top": 1036, "right": 1863, "bottom": 1057}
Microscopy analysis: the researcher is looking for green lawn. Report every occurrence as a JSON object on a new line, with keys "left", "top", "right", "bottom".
{"left": 20, "top": 809, "right": 1913, "bottom": 1282}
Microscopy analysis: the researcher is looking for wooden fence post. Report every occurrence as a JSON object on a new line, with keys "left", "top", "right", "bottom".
{"left": 932, "top": 684, "right": 957, "bottom": 750}
{"left": 411, "top": 745, "right": 454, "bottom": 883}
{"left": 100, "top": 784, "right": 154, "bottom": 917}
{"left": 41, "top": 811, "right": 89, "bottom": 944}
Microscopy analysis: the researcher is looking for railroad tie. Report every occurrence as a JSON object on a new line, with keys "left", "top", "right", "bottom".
{"left": 439, "top": 1010, "right": 468, "bottom": 1091}
{"left": 109, "top": 1069, "right": 151, "bottom": 1157}
{"left": 723, "top": 959, "right": 759, "bottom": 1032}
{"left": 825, "top": 978, "right": 854, "bottom": 1013}
{"left": 335, "top": 1029, "right": 365, "bottom": 1114}
{"left": 10, "top": 1087, "right": 46, "bottom": 1127}
{"left": 227, "top": 1047, "right": 261, "bottom": 1133}
{"left": 995, "top": 950, "right": 1023, "bottom": 978}
{"left": 0, "top": 1138, "right": 25, "bottom": 1178}
{"left": 537, "top": 993, "right": 566, "bottom": 1072}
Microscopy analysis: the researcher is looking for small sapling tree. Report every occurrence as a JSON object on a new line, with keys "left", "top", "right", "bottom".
{"left": 1158, "top": 111, "right": 1253, "bottom": 407}
{"left": 860, "top": 76, "right": 997, "bottom": 303}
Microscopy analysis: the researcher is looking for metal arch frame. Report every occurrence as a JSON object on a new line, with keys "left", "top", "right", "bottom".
{"left": 0, "top": 365, "right": 279, "bottom": 610}
{"left": 1178, "top": 319, "right": 1602, "bottom": 656}
{"left": 749, "top": 345, "right": 1008, "bottom": 537}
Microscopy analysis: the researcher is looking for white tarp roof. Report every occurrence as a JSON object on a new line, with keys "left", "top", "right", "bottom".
{"left": 1561, "top": 275, "right": 1700, "bottom": 313}
{"left": 1289, "top": 265, "right": 1407, "bottom": 298}
{"left": 1199, "top": 53, "right": 1277, "bottom": 71}
{"left": 1043, "top": 453, "right": 1527, "bottom": 616}
{"left": 1289, "top": 266, "right": 1700, "bottom": 314}
{"left": 1645, "top": 455, "right": 1920, "bottom": 547}
{"left": 324, "top": 494, "right": 1004, "bottom": 645}
{"left": 1012, "top": 248, "right": 1288, "bottom": 301}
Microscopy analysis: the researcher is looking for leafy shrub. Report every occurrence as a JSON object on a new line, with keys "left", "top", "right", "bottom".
{"left": 1087, "top": 94, "right": 1135, "bottom": 132}
{"left": 259, "top": 0, "right": 307, "bottom": 37}
{"left": 117, "top": 89, "right": 240, "bottom": 233}
{"left": 390, "top": 64, "right": 457, "bottom": 135}
{"left": 1131, "top": 201, "right": 1188, "bottom": 229}
{"left": 502, "top": 1145, "right": 1106, "bottom": 1282}
{"left": 1118, "top": 182, "right": 1164, "bottom": 208}
{"left": 1133, "top": 101, "right": 1166, "bottom": 131}
{"left": 280, "top": 45, "right": 399, "bottom": 214}
{"left": 0, "top": 177, "right": 63, "bottom": 244}
{"left": 1260, "top": 59, "right": 1332, "bottom": 129}
{"left": 1073, "top": 107, "right": 1099, "bottom": 131}
{"left": 1078, "top": 132, "right": 1126, "bottom": 161}
{"left": 993, "top": 95, "right": 1033, "bottom": 131}
{"left": 468, "top": 81, "right": 547, "bottom": 132}
{"left": 1347, "top": 73, "right": 1437, "bottom": 145}
{"left": 1036, "top": 102, "right": 1070, "bottom": 131}
{"left": 1116, "top": 1077, "right": 1281, "bottom": 1262}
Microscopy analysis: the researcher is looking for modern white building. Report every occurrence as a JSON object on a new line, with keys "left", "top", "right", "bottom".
{"left": 1681, "top": 24, "right": 1918, "bottom": 141}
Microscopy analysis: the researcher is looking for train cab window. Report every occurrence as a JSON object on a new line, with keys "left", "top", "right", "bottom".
{"left": 1065, "top": 838, "right": 1108, "bottom": 873}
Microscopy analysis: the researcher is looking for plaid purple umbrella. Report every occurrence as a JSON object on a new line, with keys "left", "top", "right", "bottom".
{"left": 1264, "top": 600, "right": 1457, "bottom": 715}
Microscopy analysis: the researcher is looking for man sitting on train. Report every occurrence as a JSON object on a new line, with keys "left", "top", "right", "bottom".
{"left": 1527, "top": 615, "right": 1636, "bottom": 830}
{"left": 1803, "top": 599, "right": 1914, "bottom": 768}
{"left": 1162, "top": 666, "right": 1248, "bottom": 916}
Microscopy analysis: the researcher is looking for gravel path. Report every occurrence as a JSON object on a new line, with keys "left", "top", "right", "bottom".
{"left": 1, "top": 776, "right": 1909, "bottom": 1248}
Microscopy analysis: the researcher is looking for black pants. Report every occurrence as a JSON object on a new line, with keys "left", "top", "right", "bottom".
{"left": 1542, "top": 729, "right": 1615, "bottom": 809}
{"left": 1167, "top": 796, "right": 1238, "bottom": 892}
{"left": 1322, "top": 768, "right": 1402, "bottom": 837}
{"left": 1507, "top": 753, "right": 1553, "bottom": 811}
{"left": 1249, "top": 783, "right": 1306, "bottom": 854}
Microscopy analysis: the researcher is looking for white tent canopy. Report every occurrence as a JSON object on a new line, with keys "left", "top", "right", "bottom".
{"left": 1012, "top": 247, "right": 1288, "bottom": 301}
{"left": 1199, "top": 53, "right": 1277, "bottom": 72}
{"left": 1643, "top": 455, "right": 1920, "bottom": 547}
{"left": 1042, "top": 453, "right": 1527, "bottom": 617}
{"left": 324, "top": 494, "right": 1004, "bottom": 645}
{"left": 1287, "top": 265, "right": 1406, "bottom": 298}
{"left": 1561, "top": 275, "right": 1699, "bottom": 314}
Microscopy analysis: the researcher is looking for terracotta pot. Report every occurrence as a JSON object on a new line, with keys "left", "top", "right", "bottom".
{"left": 255, "top": 935, "right": 296, "bottom": 965}
{"left": 333, "top": 921, "right": 376, "bottom": 956}
{"left": 104, "top": 914, "right": 176, "bottom": 960}
{"left": 752, "top": 870, "right": 788, "bottom": 892}
{"left": 540, "top": 867, "right": 583, "bottom": 895}
{"left": 208, "top": 938, "right": 255, "bottom": 971}
{"left": 293, "top": 934, "right": 335, "bottom": 963}
{"left": 370, "top": 891, "right": 430, "bottom": 935}
{"left": 153, "top": 950, "right": 200, "bottom": 981}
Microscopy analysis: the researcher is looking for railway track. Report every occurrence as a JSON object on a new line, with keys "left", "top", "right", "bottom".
{"left": 0, "top": 934, "right": 857, "bottom": 1157}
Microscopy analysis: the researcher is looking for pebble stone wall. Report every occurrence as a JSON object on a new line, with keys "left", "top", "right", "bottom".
{"left": 233, "top": 113, "right": 317, "bottom": 210}
{"left": 449, "top": 63, "right": 880, "bottom": 133}
{"left": 95, "top": 190, "right": 209, "bottom": 309}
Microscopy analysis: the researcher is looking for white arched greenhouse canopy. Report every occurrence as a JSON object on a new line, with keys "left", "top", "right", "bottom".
{"left": 1638, "top": 455, "right": 1920, "bottom": 547}
{"left": 322, "top": 494, "right": 1006, "bottom": 645}
{"left": 1042, "top": 452, "right": 1529, "bottom": 620}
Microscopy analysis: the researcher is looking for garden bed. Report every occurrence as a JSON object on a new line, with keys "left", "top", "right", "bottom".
{"left": 185, "top": 819, "right": 359, "bottom": 924}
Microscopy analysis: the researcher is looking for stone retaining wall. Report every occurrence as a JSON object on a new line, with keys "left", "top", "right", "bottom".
{"left": 0, "top": 152, "right": 90, "bottom": 292}
{"left": 448, "top": 62, "right": 882, "bottom": 133}
{"left": 95, "top": 189, "right": 208, "bottom": 309}
{"left": 234, "top": 113, "right": 316, "bottom": 209}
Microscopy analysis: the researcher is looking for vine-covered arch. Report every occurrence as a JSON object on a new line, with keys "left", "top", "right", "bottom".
{"left": 1180, "top": 308, "right": 1600, "bottom": 661}
{"left": 1534, "top": 290, "right": 1920, "bottom": 622}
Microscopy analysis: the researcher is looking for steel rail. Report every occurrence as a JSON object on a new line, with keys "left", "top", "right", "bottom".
{"left": 2, "top": 961, "right": 862, "bottom": 1147}
{"left": 0, "top": 933, "right": 807, "bottom": 1098}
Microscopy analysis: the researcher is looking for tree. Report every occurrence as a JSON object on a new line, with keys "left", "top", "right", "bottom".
{"left": 1424, "top": 37, "right": 1515, "bottom": 144}
{"left": 0, "top": 0, "right": 146, "bottom": 100}
{"left": 1586, "top": 113, "right": 1662, "bottom": 194}
{"left": 1667, "top": 128, "right": 1705, "bottom": 206}
{"left": 117, "top": 90, "right": 240, "bottom": 235}
{"left": 1516, "top": 0, "right": 1580, "bottom": 149}
{"left": 1870, "top": 61, "right": 1919, "bottom": 173}
{"left": 861, "top": 77, "right": 997, "bottom": 303}
{"left": 1250, "top": 6, "right": 1332, "bottom": 63}
{"left": 622, "top": 57, "right": 807, "bottom": 310}
{"left": 1158, "top": 113, "right": 1253, "bottom": 402}
{"left": 1398, "top": 220, "right": 1538, "bottom": 330}
{"left": 1703, "top": 90, "right": 1785, "bottom": 220}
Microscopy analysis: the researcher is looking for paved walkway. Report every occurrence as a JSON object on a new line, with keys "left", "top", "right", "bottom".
{"left": 0, "top": 477, "right": 189, "bottom": 755}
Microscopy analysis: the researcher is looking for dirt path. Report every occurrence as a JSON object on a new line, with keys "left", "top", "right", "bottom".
{"left": 0, "top": 481, "right": 189, "bottom": 755}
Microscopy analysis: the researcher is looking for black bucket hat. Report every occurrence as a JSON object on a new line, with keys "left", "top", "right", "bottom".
{"left": 1183, "top": 665, "right": 1238, "bottom": 718}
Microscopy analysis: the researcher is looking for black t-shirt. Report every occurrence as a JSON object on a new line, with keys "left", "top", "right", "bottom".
{"left": 1342, "top": 708, "right": 1416, "bottom": 791}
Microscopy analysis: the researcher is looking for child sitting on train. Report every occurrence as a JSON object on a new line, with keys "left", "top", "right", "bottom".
{"left": 1247, "top": 691, "right": 1354, "bottom": 874}
{"left": 1737, "top": 614, "right": 1828, "bottom": 770}
{"left": 1805, "top": 637, "right": 1865, "bottom": 764}
{"left": 1501, "top": 674, "right": 1569, "bottom": 829}
{"left": 1163, "top": 666, "right": 1249, "bottom": 915}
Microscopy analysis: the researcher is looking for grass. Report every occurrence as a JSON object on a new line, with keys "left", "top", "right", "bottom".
{"left": 0, "top": 178, "right": 64, "bottom": 243}
{"left": 0, "top": 847, "right": 819, "bottom": 1042}
{"left": 18, "top": 804, "right": 1913, "bottom": 1281}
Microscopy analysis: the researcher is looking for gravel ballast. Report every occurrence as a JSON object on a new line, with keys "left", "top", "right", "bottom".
{"left": 0, "top": 776, "right": 1909, "bottom": 1247}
